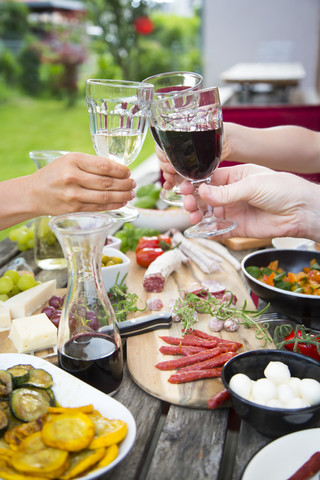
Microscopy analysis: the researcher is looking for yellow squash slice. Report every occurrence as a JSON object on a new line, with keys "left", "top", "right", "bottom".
{"left": 10, "top": 432, "right": 69, "bottom": 477}
{"left": 60, "top": 447, "right": 105, "bottom": 480}
{"left": 88, "top": 412, "right": 127, "bottom": 449}
{"left": 41, "top": 411, "right": 95, "bottom": 452}
{"left": 96, "top": 444, "right": 118, "bottom": 469}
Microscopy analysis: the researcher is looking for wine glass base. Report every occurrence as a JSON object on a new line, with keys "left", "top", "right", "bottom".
{"left": 160, "top": 188, "right": 184, "bottom": 207}
{"left": 184, "top": 217, "right": 237, "bottom": 238}
{"left": 107, "top": 205, "right": 139, "bottom": 222}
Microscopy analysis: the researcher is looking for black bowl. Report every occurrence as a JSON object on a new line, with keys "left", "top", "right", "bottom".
{"left": 222, "top": 349, "right": 320, "bottom": 438}
{"left": 241, "top": 249, "right": 320, "bottom": 329}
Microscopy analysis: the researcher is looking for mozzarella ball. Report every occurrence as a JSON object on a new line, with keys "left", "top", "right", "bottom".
{"left": 299, "top": 378, "right": 320, "bottom": 406}
{"left": 266, "top": 399, "right": 285, "bottom": 408}
{"left": 252, "top": 378, "right": 277, "bottom": 402}
{"left": 288, "top": 377, "right": 301, "bottom": 395}
{"left": 277, "top": 383, "right": 296, "bottom": 404}
{"left": 264, "top": 361, "right": 291, "bottom": 385}
{"left": 286, "top": 397, "right": 310, "bottom": 409}
{"left": 229, "top": 373, "right": 253, "bottom": 400}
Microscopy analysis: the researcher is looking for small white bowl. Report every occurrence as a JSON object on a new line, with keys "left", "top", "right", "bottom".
{"left": 271, "top": 237, "right": 315, "bottom": 250}
{"left": 102, "top": 247, "right": 130, "bottom": 293}
{"left": 132, "top": 207, "right": 190, "bottom": 233}
{"left": 104, "top": 235, "right": 121, "bottom": 250}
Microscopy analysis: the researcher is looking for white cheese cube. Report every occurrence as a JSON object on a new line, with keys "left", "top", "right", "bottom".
{"left": 9, "top": 313, "right": 57, "bottom": 353}
{"left": 4, "top": 280, "right": 56, "bottom": 319}
{"left": 0, "top": 304, "right": 11, "bottom": 331}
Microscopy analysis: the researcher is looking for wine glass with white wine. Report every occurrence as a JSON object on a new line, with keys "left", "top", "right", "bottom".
{"left": 86, "top": 79, "right": 154, "bottom": 221}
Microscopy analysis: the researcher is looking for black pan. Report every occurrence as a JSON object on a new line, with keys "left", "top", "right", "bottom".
{"left": 241, "top": 248, "right": 320, "bottom": 330}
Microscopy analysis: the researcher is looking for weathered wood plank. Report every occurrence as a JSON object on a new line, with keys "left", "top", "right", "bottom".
{"left": 146, "top": 405, "right": 229, "bottom": 480}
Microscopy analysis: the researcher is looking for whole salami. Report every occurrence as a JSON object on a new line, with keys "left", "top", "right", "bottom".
{"left": 143, "top": 249, "right": 188, "bottom": 293}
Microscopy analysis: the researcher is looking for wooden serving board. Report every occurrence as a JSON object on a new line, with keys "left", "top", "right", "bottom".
{"left": 125, "top": 243, "right": 273, "bottom": 408}
{"left": 220, "top": 237, "right": 272, "bottom": 250}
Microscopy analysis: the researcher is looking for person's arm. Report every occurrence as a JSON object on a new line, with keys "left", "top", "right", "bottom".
{"left": 181, "top": 163, "right": 320, "bottom": 243}
{"left": 222, "top": 123, "right": 320, "bottom": 173}
{"left": 1, "top": 152, "right": 136, "bottom": 231}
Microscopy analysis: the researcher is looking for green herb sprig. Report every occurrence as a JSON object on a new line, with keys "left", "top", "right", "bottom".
{"left": 108, "top": 274, "right": 147, "bottom": 322}
{"left": 173, "top": 290, "right": 272, "bottom": 346}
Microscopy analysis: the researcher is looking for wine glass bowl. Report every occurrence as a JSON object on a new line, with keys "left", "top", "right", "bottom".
{"left": 142, "top": 71, "right": 203, "bottom": 206}
{"left": 86, "top": 79, "right": 154, "bottom": 221}
{"left": 151, "top": 86, "right": 237, "bottom": 237}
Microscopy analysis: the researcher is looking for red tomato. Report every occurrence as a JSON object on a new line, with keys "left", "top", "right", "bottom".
{"left": 136, "top": 247, "right": 164, "bottom": 268}
{"left": 136, "top": 236, "right": 160, "bottom": 252}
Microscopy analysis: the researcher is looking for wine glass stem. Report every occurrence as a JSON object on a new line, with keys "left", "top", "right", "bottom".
{"left": 193, "top": 184, "right": 214, "bottom": 219}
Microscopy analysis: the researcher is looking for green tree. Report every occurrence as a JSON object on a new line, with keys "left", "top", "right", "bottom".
{"left": 0, "top": 1, "right": 29, "bottom": 38}
{"left": 84, "top": 0, "right": 154, "bottom": 79}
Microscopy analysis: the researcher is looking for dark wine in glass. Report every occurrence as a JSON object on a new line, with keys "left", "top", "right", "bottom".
{"left": 142, "top": 72, "right": 203, "bottom": 206}
{"left": 152, "top": 86, "right": 237, "bottom": 238}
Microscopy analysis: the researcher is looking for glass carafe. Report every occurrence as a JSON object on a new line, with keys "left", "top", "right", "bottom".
{"left": 49, "top": 212, "right": 123, "bottom": 396}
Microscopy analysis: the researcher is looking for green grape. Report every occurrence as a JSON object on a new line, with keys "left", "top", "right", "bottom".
{"left": 0, "top": 276, "right": 14, "bottom": 294}
{"left": 8, "top": 285, "right": 21, "bottom": 297}
{"left": 17, "top": 274, "right": 36, "bottom": 291}
{"left": 8, "top": 224, "right": 35, "bottom": 251}
{"left": 0, "top": 293, "right": 9, "bottom": 301}
{"left": 3, "top": 270, "right": 20, "bottom": 285}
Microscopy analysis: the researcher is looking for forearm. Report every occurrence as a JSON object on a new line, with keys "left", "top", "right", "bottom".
{"left": 0, "top": 176, "right": 37, "bottom": 230}
{"left": 223, "top": 123, "right": 320, "bottom": 173}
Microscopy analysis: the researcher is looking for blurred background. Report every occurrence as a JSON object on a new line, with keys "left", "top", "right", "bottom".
{"left": 0, "top": 0, "right": 319, "bottom": 237}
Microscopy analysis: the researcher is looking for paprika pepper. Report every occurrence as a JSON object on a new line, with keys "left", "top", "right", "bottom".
{"left": 135, "top": 234, "right": 172, "bottom": 267}
{"left": 136, "top": 247, "right": 164, "bottom": 268}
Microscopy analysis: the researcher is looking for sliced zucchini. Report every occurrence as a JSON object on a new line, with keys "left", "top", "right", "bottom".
{"left": 0, "top": 410, "right": 8, "bottom": 436}
{"left": 46, "top": 388, "right": 56, "bottom": 407}
{"left": 7, "top": 366, "right": 30, "bottom": 387}
{"left": 21, "top": 368, "right": 53, "bottom": 389}
{"left": 9, "top": 363, "right": 34, "bottom": 371}
{"left": 0, "top": 371, "right": 13, "bottom": 399}
{"left": 10, "top": 387, "right": 51, "bottom": 422}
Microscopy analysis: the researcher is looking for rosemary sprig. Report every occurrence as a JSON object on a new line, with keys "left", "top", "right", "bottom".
{"left": 108, "top": 274, "right": 147, "bottom": 322}
{"left": 173, "top": 290, "right": 273, "bottom": 346}
{"left": 274, "top": 324, "right": 320, "bottom": 356}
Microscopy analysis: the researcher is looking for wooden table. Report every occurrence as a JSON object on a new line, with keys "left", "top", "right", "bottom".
{"left": 1, "top": 236, "right": 319, "bottom": 480}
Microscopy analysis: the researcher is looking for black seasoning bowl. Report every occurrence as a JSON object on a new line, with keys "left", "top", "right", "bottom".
{"left": 241, "top": 249, "right": 320, "bottom": 330}
{"left": 222, "top": 349, "right": 320, "bottom": 439}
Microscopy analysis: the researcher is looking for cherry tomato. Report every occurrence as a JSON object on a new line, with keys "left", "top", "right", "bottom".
{"left": 136, "top": 247, "right": 164, "bottom": 267}
{"left": 136, "top": 236, "right": 160, "bottom": 252}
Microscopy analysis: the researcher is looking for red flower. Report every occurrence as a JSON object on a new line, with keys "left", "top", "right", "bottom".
{"left": 134, "top": 16, "right": 154, "bottom": 35}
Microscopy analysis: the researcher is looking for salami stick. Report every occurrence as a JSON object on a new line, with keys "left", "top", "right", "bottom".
{"left": 286, "top": 452, "right": 320, "bottom": 480}
{"left": 155, "top": 348, "right": 222, "bottom": 371}
{"left": 159, "top": 345, "right": 207, "bottom": 356}
{"left": 168, "top": 368, "right": 222, "bottom": 384}
{"left": 143, "top": 249, "right": 188, "bottom": 292}
{"left": 159, "top": 335, "right": 219, "bottom": 348}
{"left": 207, "top": 389, "right": 231, "bottom": 409}
{"left": 189, "top": 329, "right": 243, "bottom": 350}
{"left": 178, "top": 351, "right": 237, "bottom": 373}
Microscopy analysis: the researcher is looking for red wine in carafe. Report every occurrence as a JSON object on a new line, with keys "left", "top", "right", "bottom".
{"left": 58, "top": 333, "right": 123, "bottom": 395}
{"left": 157, "top": 127, "right": 223, "bottom": 182}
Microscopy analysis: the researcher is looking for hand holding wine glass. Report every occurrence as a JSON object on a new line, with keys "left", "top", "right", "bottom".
{"left": 86, "top": 79, "right": 154, "bottom": 221}
{"left": 151, "top": 86, "right": 237, "bottom": 237}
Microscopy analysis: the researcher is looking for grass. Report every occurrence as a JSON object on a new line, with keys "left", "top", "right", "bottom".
{"left": 0, "top": 95, "right": 156, "bottom": 241}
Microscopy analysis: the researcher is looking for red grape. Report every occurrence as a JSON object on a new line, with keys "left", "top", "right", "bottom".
{"left": 48, "top": 295, "right": 63, "bottom": 309}
{"left": 41, "top": 306, "right": 56, "bottom": 319}
{"left": 50, "top": 310, "right": 62, "bottom": 328}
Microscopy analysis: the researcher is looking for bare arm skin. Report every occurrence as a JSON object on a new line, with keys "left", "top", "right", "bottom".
{"left": 1, "top": 152, "right": 136, "bottom": 231}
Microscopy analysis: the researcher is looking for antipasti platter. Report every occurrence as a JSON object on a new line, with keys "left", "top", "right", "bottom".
{"left": 0, "top": 236, "right": 273, "bottom": 410}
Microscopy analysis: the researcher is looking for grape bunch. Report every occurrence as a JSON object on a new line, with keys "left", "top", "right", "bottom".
{"left": 8, "top": 224, "right": 35, "bottom": 251}
{"left": 0, "top": 270, "right": 39, "bottom": 301}
{"left": 42, "top": 295, "right": 100, "bottom": 331}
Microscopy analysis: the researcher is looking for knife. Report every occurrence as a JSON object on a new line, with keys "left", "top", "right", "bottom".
{"left": 100, "top": 312, "right": 172, "bottom": 338}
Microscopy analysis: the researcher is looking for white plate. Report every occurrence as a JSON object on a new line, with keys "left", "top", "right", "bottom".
{"left": 242, "top": 428, "right": 320, "bottom": 480}
{"left": 0, "top": 353, "right": 136, "bottom": 479}
{"left": 132, "top": 206, "right": 190, "bottom": 233}
{"left": 271, "top": 237, "right": 315, "bottom": 250}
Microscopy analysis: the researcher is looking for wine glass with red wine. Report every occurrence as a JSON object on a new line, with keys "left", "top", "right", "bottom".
{"left": 151, "top": 86, "right": 237, "bottom": 238}
{"left": 142, "top": 71, "right": 203, "bottom": 207}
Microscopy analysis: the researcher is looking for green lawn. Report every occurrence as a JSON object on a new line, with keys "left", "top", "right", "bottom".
{"left": 0, "top": 96, "right": 156, "bottom": 241}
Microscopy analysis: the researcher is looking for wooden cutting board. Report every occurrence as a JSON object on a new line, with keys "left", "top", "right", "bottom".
{"left": 220, "top": 237, "right": 272, "bottom": 250}
{"left": 125, "top": 242, "right": 273, "bottom": 408}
